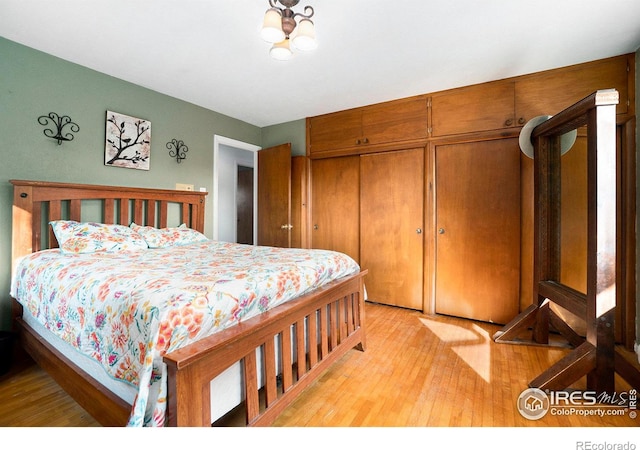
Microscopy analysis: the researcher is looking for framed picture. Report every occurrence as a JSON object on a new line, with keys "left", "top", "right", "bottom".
{"left": 104, "top": 111, "right": 151, "bottom": 170}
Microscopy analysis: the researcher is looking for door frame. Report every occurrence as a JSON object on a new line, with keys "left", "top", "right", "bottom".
{"left": 213, "top": 135, "right": 261, "bottom": 242}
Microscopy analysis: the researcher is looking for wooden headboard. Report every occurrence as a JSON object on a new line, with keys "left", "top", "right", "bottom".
{"left": 10, "top": 180, "right": 208, "bottom": 326}
{"left": 10, "top": 179, "right": 208, "bottom": 267}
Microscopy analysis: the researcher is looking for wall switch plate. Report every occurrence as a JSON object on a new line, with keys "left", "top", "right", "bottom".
{"left": 175, "top": 183, "right": 194, "bottom": 191}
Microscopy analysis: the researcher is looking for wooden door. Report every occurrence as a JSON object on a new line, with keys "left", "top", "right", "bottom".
{"left": 257, "top": 143, "right": 291, "bottom": 247}
{"left": 515, "top": 54, "right": 631, "bottom": 120}
{"left": 431, "top": 80, "right": 516, "bottom": 136}
{"left": 310, "top": 156, "right": 360, "bottom": 263}
{"left": 307, "top": 109, "right": 362, "bottom": 155}
{"left": 362, "top": 95, "right": 429, "bottom": 145}
{"left": 360, "top": 148, "right": 424, "bottom": 310}
{"left": 434, "top": 138, "right": 520, "bottom": 324}
{"left": 290, "top": 156, "right": 309, "bottom": 249}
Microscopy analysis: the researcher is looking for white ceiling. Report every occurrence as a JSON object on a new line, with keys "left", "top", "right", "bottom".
{"left": 2, "top": 0, "right": 640, "bottom": 127}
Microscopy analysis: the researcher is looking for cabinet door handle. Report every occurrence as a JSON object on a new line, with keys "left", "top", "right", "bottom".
{"left": 504, "top": 118, "right": 513, "bottom": 127}
{"left": 518, "top": 117, "right": 526, "bottom": 125}
{"left": 356, "top": 139, "right": 361, "bottom": 145}
{"left": 416, "top": 228, "right": 422, "bottom": 234}
{"left": 281, "top": 224, "right": 293, "bottom": 230}
{"left": 362, "top": 137, "right": 369, "bottom": 144}
{"left": 313, "top": 224, "right": 319, "bottom": 230}
{"left": 438, "top": 228, "right": 445, "bottom": 234}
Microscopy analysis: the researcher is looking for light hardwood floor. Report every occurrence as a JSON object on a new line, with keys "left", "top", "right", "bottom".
{"left": 1, "top": 302, "right": 638, "bottom": 427}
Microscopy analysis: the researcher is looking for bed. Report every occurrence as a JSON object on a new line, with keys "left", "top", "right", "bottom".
{"left": 8, "top": 179, "right": 367, "bottom": 427}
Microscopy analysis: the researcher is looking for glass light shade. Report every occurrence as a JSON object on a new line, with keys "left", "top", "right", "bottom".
{"left": 291, "top": 18, "right": 317, "bottom": 51}
{"left": 261, "top": 8, "right": 285, "bottom": 43}
{"left": 270, "top": 39, "right": 293, "bottom": 60}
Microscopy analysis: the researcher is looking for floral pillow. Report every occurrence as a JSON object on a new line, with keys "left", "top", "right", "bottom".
{"left": 50, "top": 220, "right": 149, "bottom": 254}
{"left": 130, "top": 223, "right": 208, "bottom": 248}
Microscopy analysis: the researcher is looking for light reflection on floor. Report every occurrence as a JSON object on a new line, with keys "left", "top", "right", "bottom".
{"left": 419, "top": 317, "right": 491, "bottom": 382}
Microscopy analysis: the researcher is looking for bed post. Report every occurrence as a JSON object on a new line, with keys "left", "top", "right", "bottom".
{"left": 10, "top": 182, "right": 36, "bottom": 328}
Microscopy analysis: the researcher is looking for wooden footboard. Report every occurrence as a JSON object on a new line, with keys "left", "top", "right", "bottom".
{"left": 164, "top": 269, "right": 367, "bottom": 427}
{"left": 14, "top": 269, "right": 366, "bottom": 427}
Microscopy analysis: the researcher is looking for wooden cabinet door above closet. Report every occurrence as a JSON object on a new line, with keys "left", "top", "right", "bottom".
{"left": 515, "top": 54, "right": 632, "bottom": 119}
{"left": 429, "top": 53, "right": 632, "bottom": 138}
{"left": 362, "top": 96, "right": 429, "bottom": 146}
{"left": 308, "top": 109, "right": 363, "bottom": 155}
{"left": 308, "top": 95, "right": 429, "bottom": 156}
{"left": 430, "top": 80, "right": 517, "bottom": 137}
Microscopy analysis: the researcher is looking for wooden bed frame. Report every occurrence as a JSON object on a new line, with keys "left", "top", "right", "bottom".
{"left": 10, "top": 179, "right": 367, "bottom": 426}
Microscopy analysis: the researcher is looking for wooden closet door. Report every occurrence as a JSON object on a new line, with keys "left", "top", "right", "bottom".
{"left": 360, "top": 148, "right": 424, "bottom": 310}
{"left": 310, "top": 156, "right": 360, "bottom": 263}
{"left": 434, "top": 138, "right": 520, "bottom": 324}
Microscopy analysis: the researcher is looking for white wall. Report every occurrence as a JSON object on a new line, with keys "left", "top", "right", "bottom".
{"left": 217, "top": 144, "right": 255, "bottom": 243}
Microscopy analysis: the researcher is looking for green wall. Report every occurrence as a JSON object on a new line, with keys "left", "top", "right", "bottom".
{"left": 262, "top": 119, "right": 306, "bottom": 156}
{"left": 0, "top": 37, "right": 271, "bottom": 329}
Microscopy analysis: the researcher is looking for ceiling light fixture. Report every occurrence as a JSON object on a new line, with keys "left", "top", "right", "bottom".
{"left": 261, "top": 0, "right": 317, "bottom": 61}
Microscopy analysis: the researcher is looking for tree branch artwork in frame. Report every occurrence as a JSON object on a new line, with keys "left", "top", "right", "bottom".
{"left": 104, "top": 111, "right": 151, "bottom": 170}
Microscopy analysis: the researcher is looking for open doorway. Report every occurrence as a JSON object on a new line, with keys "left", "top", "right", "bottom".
{"left": 213, "top": 135, "right": 260, "bottom": 243}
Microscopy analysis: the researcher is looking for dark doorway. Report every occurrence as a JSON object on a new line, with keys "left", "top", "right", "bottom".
{"left": 237, "top": 165, "right": 254, "bottom": 244}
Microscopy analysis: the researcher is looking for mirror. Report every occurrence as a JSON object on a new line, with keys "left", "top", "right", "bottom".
{"left": 559, "top": 130, "right": 588, "bottom": 295}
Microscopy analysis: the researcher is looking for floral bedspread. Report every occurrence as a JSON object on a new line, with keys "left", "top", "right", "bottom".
{"left": 10, "top": 240, "right": 360, "bottom": 426}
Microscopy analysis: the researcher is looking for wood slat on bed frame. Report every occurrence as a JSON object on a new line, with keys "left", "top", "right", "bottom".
{"left": 10, "top": 179, "right": 368, "bottom": 427}
{"left": 164, "top": 271, "right": 366, "bottom": 426}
